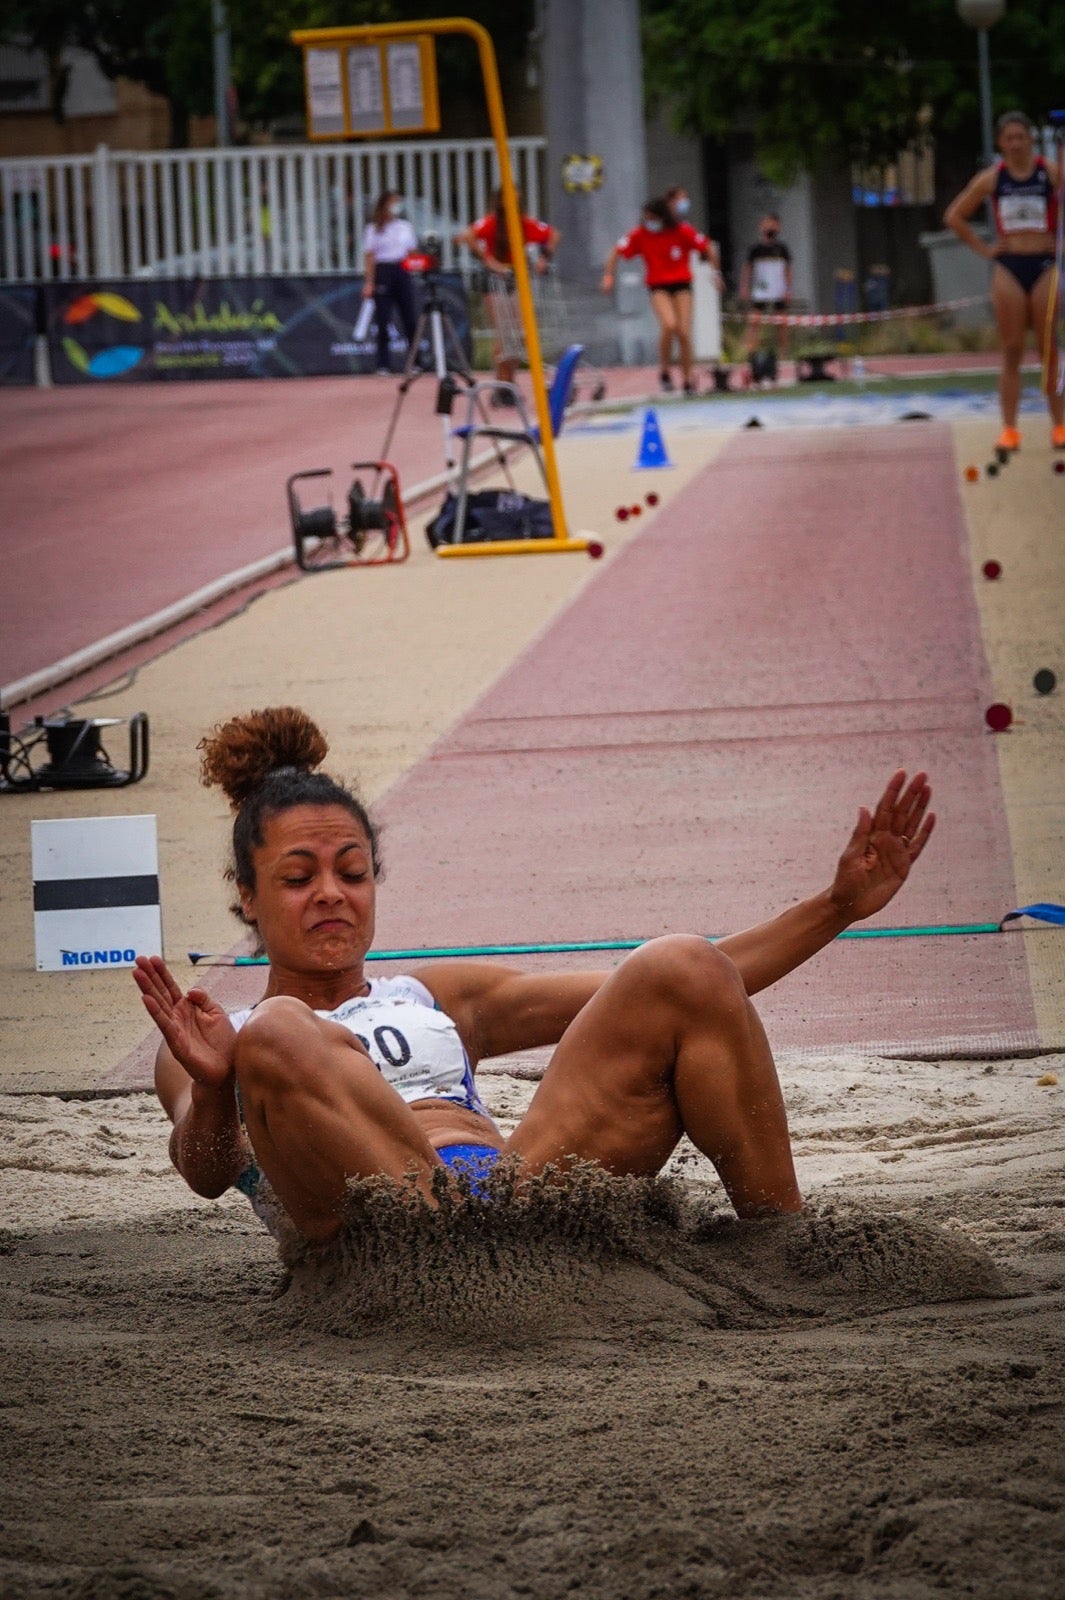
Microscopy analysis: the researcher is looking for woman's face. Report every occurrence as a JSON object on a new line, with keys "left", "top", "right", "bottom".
{"left": 998, "top": 121, "right": 1033, "bottom": 165}
{"left": 239, "top": 804, "right": 376, "bottom": 973}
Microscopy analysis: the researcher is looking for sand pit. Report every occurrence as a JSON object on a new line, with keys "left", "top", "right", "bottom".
{"left": 3, "top": 394, "right": 1064, "bottom": 1597}
{"left": 2, "top": 1047, "right": 1063, "bottom": 1600}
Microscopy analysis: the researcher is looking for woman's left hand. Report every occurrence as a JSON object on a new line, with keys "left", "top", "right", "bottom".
{"left": 828, "top": 770, "right": 935, "bottom": 923}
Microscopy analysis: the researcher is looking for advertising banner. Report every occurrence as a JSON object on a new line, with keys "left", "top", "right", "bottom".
{"left": 0, "top": 285, "right": 38, "bottom": 386}
{"left": 42, "top": 274, "right": 470, "bottom": 384}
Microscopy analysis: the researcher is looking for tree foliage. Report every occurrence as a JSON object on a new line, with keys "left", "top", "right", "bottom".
{"left": 642, "top": 0, "right": 1065, "bottom": 180}
{"left": 0, "top": 0, "right": 534, "bottom": 145}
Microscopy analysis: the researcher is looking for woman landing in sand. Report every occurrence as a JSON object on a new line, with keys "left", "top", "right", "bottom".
{"left": 135, "top": 708, "right": 934, "bottom": 1243}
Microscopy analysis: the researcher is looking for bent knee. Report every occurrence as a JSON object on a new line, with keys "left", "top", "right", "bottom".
{"left": 629, "top": 934, "right": 746, "bottom": 1011}
{"left": 1000, "top": 341, "right": 1025, "bottom": 365}
{"left": 234, "top": 996, "right": 365, "bottom": 1096}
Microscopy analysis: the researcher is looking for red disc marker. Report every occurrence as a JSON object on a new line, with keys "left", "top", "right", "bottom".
{"left": 645, "top": 492, "right": 660, "bottom": 506}
{"left": 982, "top": 559, "right": 1001, "bottom": 580}
{"left": 985, "top": 702, "right": 1012, "bottom": 732}
{"left": 615, "top": 506, "right": 630, "bottom": 521}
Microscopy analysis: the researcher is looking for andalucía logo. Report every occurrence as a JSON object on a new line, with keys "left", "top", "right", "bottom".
{"left": 62, "top": 291, "right": 144, "bottom": 378}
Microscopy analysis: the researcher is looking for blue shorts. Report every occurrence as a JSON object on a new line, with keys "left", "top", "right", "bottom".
{"left": 436, "top": 1141, "right": 501, "bottom": 1196}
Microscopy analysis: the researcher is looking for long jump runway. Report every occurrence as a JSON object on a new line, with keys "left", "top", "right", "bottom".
{"left": 373, "top": 421, "right": 1042, "bottom": 1057}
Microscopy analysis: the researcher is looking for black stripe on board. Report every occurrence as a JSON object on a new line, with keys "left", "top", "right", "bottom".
{"left": 34, "top": 875, "right": 160, "bottom": 912}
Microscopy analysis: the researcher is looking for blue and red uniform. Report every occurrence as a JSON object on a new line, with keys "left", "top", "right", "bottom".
{"left": 993, "top": 157, "right": 1057, "bottom": 294}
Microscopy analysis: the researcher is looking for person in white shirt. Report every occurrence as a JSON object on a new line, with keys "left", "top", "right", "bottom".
{"left": 362, "top": 191, "right": 419, "bottom": 375}
{"left": 740, "top": 213, "right": 794, "bottom": 367}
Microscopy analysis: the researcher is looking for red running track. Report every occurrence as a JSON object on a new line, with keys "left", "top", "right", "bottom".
{"left": 1, "top": 374, "right": 460, "bottom": 692}
{"left": 371, "top": 422, "right": 1035, "bottom": 1055}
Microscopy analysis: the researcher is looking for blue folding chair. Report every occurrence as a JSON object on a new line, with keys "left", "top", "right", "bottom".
{"left": 447, "top": 343, "right": 584, "bottom": 544}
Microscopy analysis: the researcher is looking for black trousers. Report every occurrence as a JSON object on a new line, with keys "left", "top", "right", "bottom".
{"left": 372, "top": 261, "right": 418, "bottom": 370}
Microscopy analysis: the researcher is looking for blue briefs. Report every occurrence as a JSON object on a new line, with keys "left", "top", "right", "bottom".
{"left": 436, "top": 1141, "right": 501, "bottom": 1196}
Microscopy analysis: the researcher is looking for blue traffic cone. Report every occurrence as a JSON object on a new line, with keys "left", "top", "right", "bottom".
{"left": 634, "top": 407, "right": 673, "bottom": 470}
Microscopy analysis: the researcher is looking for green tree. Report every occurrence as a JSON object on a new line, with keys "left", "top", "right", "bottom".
{"left": 0, "top": 0, "right": 535, "bottom": 145}
{"left": 1, "top": 0, "right": 217, "bottom": 143}
{"left": 642, "top": 0, "right": 1065, "bottom": 181}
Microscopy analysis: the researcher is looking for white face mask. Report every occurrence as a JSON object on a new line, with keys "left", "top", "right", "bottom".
{"left": 390, "top": 199, "right": 405, "bottom": 217}
{"left": 673, "top": 197, "right": 691, "bottom": 217}
{"left": 644, "top": 219, "right": 663, "bottom": 233}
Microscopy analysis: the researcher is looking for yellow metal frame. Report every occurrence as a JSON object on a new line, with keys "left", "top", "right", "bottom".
{"left": 292, "top": 17, "right": 591, "bottom": 557}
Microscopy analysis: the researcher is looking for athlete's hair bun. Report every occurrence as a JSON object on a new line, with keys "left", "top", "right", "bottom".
{"left": 198, "top": 707, "right": 328, "bottom": 809}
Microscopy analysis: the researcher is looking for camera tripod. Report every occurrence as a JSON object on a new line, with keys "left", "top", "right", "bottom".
{"left": 378, "top": 270, "right": 519, "bottom": 491}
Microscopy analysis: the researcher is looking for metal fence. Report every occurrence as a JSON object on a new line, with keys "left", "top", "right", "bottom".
{"left": 0, "top": 136, "right": 547, "bottom": 284}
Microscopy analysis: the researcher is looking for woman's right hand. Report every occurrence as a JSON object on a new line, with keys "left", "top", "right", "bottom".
{"left": 133, "top": 956, "right": 237, "bottom": 1089}
{"left": 600, "top": 272, "right": 614, "bottom": 294}
{"left": 362, "top": 281, "right": 375, "bottom": 298}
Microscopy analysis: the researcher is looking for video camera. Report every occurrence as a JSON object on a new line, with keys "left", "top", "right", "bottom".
{"left": 405, "top": 230, "right": 443, "bottom": 284}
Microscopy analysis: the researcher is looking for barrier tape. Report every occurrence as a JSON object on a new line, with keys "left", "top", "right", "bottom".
{"left": 723, "top": 294, "right": 990, "bottom": 329}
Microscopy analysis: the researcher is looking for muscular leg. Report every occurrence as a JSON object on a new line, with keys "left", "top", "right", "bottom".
{"left": 506, "top": 936, "right": 802, "bottom": 1217}
{"left": 651, "top": 290, "right": 679, "bottom": 374}
{"left": 234, "top": 996, "right": 441, "bottom": 1240}
{"left": 1029, "top": 268, "right": 1065, "bottom": 426}
{"left": 673, "top": 290, "right": 695, "bottom": 383}
{"left": 991, "top": 265, "right": 1030, "bottom": 430}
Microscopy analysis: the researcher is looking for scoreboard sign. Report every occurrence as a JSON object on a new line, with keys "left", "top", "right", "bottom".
{"left": 301, "top": 34, "right": 440, "bottom": 139}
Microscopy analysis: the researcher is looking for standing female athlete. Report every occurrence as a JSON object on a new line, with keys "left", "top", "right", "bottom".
{"left": 601, "top": 197, "right": 722, "bottom": 395}
{"left": 134, "top": 707, "right": 934, "bottom": 1246}
{"left": 944, "top": 111, "right": 1064, "bottom": 452}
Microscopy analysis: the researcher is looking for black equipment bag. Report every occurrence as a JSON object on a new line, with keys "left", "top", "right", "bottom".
{"left": 425, "top": 489, "right": 554, "bottom": 548}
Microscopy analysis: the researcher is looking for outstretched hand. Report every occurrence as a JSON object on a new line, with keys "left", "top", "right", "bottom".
{"left": 829, "top": 770, "right": 935, "bottom": 924}
{"left": 133, "top": 955, "right": 237, "bottom": 1089}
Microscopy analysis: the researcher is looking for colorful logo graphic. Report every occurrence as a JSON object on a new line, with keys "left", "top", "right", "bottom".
{"left": 62, "top": 292, "right": 144, "bottom": 378}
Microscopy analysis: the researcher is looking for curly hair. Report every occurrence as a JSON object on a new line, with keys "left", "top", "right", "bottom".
{"left": 198, "top": 708, "right": 382, "bottom": 923}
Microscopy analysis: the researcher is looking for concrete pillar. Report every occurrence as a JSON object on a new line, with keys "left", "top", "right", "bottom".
{"left": 541, "top": 0, "right": 648, "bottom": 285}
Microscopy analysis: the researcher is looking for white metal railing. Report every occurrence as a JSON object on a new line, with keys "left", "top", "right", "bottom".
{"left": 0, "top": 136, "right": 547, "bottom": 284}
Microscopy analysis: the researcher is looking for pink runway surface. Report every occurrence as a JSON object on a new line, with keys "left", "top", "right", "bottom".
{"left": 372, "top": 422, "right": 1035, "bottom": 1055}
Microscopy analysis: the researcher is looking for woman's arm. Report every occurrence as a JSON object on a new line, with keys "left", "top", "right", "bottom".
{"left": 717, "top": 770, "right": 934, "bottom": 994}
{"left": 414, "top": 962, "right": 605, "bottom": 1063}
{"left": 362, "top": 249, "right": 376, "bottom": 297}
{"left": 600, "top": 243, "right": 622, "bottom": 292}
{"left": 135, "top": 956, "right": 248, "bottom": 1198}
{"left": 157, "top": 1047, "right": 248, "bottom": 1199}
{"left": 419, "top": 770, "right": 933, "bottom": 1057}
{"left": 944, "top": 168, "right": 999, "bottom": 258}
{"left": 536, "top": 224, "right": 561, "bottom": 274}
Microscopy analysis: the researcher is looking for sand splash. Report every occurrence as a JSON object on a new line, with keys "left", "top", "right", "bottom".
{"left": 275, "top": 1161, "right": 1007, "bottom": 1343}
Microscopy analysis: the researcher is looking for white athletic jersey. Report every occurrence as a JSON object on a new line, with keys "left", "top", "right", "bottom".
{"left": 229, "top": 973, "right": 493, "bottom": 1121}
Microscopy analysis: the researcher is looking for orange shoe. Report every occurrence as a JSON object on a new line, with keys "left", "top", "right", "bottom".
{"left": 1052, "top": 425, "right": 1065, "bottom": 450}
{"left": 996, "top": 426, "right": 1021, "bottom": 452}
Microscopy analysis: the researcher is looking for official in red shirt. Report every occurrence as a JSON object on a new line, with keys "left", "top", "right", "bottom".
{"left": 602, "top": 197, "right": 721, "bottom": 394}
{"left": 458, "top": 188, "right": 560, "bottom": 404}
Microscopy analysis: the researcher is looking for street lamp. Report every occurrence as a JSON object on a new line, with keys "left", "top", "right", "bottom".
{"left": 956, "top": 0, "right": 1005, "bottom": 169}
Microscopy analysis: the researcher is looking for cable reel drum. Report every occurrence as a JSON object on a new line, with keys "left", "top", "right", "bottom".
{"left": 287, "top": 460, "right": 409, "bottom": 572}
